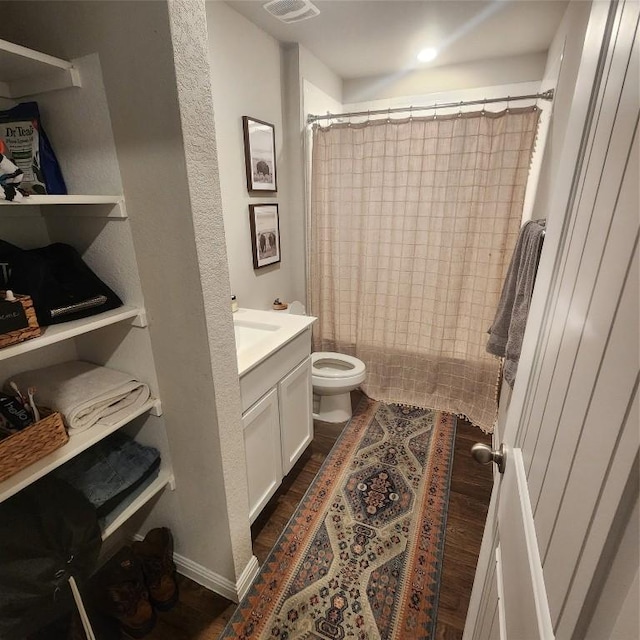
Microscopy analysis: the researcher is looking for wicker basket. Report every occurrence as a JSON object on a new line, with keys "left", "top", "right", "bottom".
{"left": 0, "top": 411, "right": 68, "bottom": 483}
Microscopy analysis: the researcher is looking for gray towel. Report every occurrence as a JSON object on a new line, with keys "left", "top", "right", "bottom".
{"left": 487, "top": 220, "right": 545, "bottom": 387}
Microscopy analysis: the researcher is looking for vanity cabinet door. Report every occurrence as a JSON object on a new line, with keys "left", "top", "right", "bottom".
{"left": 278, "top": 356, "right": 313, "bottom": 475}
{"left": 242, "top": 388, "right": 282, "bottom": 524}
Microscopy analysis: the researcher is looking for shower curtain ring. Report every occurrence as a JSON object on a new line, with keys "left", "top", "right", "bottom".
{"left": 409, "top": 105, "right": 413, "bottom": 121}
{"left": 481, "top": 98, "right": 486, "bottom": 116}
{"left": 387, "top": 107, "right": 391, "bottom": 123}
{"left": 433, "top": 102, "right": 437, "bottom": 120}
{"left": 457, "top": 101, "right": 463, "bottom": 118}
{"left": 506, "top": 96, "right": 511, "bottom": 113}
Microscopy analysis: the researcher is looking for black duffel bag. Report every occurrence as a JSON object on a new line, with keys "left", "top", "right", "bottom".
{"left": 0, "top": 240, "right": 122, "bottom": 326}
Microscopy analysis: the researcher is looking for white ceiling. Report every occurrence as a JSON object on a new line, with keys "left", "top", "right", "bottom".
{"left": 225, "top": 0, "right": 568, "bottom": 80}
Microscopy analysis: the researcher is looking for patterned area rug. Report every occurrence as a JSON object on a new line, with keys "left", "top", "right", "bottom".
{"left": 223, "top": 398, "right": 457, "bottom": 640}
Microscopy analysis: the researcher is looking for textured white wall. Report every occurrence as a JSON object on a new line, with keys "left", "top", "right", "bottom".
{"left": 491, "top": 1, "right": 591, "bottom": 448}
{"left": 281, "top": 45, "right": 345, "bottom": 309}
{"left": 343, "top": 52, "right": 547, "bottom": 103}
{"left": 531, "top": 0, "right": 592, "bottom": 223}
{"left": 299, "top": 44, "right": 343, "bottom": 104}
{"left": 343, "top": 81, "right": 541, "bottom": 118}
{"left": 166, "top": 0, "right": 253, "bottom": 581}
{"left": 281, "top": 45, "right": 306, "bottom": 308}
{"left": 0, "top": 0, "right": 253, "bottom": 585}
{"left": 303, "top": 79, "right": 343, "bottom": 122}
{"left": 206, "top": 1, "right": 301, "bottom": 310}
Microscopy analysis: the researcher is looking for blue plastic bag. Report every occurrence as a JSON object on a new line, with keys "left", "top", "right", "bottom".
{"left": 0, "top": 101, "right": 67, "bottom": 195}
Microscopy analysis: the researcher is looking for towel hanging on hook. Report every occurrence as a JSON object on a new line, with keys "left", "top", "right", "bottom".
{"left": 487, "top": 220, "right": 546, "bottom": 387}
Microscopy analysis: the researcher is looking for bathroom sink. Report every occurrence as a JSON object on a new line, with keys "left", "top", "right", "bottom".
{"left": 234, "top": 319, "right": 279, "bottom": 353}
{"left": 232, "top": 308, "right": 316, "bottom": 377}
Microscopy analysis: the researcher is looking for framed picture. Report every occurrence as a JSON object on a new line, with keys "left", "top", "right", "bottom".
{"left": 242, "top": 116, "right": 277, "bottom": 193}
{"left": 249, "top": 204, "right": 281, "bottom": 269}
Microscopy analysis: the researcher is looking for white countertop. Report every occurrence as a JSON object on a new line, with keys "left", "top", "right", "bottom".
{"left": 234, "top": 308, "right": 316, "bottom": 377}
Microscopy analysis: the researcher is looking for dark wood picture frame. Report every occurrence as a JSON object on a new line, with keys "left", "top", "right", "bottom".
{"left": 242, "top": 116, "right": 278, "bottom": 194}
{"left": 249, "top": 204, "right": 281, "bottom": 269}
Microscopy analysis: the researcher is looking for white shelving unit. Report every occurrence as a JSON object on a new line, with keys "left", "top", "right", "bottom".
{"left": 0, "top": 398, "right": 162, "bottom": 504}
{"left": 0, "top": 40, "right": 174, "bottom": 550}
{"left": 0, "top": 306, "right": 145, "bottom": 361}
{"left": 0, "top": 196, "right": 127, "bottom": 218}
{"left": 101, "top": 468, "right": 175, "bottom": 540}
{"left": 0, "top": 195, "right": 122, "bottom": 206}
{"left": 0, "top": 38, "right": 81, "bottom": 99}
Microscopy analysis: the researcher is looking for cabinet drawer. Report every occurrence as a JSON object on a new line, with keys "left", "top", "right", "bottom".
{"left": 239, "top": 329, "right": 311, "bottom": 413}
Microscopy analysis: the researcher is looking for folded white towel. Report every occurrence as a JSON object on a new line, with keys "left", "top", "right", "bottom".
{"left": 9, "top": 361, "right": 151, "bottom": 434}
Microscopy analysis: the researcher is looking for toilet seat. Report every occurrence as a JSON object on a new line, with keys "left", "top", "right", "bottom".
{"left": 311, "top": 352, "right": 366, "bottom": 379}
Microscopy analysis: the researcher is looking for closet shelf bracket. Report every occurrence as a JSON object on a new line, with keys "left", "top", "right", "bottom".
{"left": 133, "top": 310, "right": 148, "bottom": 328}
{"left": 150, "top": 399, "right": 163, "bottom": 417}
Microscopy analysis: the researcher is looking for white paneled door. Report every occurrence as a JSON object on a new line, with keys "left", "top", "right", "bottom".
{"left": 465, "top": 1, "right": 639, "bottom": 638}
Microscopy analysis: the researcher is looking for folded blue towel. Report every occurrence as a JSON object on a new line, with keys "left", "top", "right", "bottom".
{"left": 54, "top": 432, "right": 160, "bottom": 517}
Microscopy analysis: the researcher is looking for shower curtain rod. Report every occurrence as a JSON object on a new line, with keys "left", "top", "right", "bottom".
{"left": 306, "top": 88, "right": 554, "bottom": 124}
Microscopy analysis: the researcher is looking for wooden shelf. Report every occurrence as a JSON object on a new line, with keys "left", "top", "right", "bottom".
{"left": 101, "top": 468, "right": 175, "bottom": 540}
{"left": 0, "top": 38, "right": 81, "bottom": 99}
{"left": 0, "top": 398, "right": 162, "bottom": 504}
{"left": 0, "top": 306, "right": 146, "bottom": 361}
{"left": 0, "top": 195, "right": 126, "bottom": 218}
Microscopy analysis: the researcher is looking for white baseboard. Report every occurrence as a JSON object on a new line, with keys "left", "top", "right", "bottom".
{"left": 235, "top": 554, "right": 260, "bottom": 601}
{"left": 173, "top": 551, "right": 260, "bottom": 603}
{"left": 131, "top": 533, "right": 259, "bottom": 603}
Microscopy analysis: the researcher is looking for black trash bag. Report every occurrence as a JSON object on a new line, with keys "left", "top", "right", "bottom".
{"left": 0, "top": 476, "right": 102, "bottom": 639}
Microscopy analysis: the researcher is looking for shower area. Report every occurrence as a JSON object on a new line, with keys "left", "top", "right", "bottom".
{"left": 307, "top": 92, "right": 548, "bottom": 432}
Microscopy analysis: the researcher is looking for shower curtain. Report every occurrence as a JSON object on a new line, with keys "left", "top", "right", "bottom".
{"left": 309, "top": 107, "right": 540, "bottom": 432}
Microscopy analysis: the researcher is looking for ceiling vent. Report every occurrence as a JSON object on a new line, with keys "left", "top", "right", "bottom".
{"left": 263, "top": 0, "right": 320, "bottom": 24}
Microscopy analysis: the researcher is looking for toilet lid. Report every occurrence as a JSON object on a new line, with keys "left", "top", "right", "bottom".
{"left": 288, "top": 301, "right": 306, "bottom": 315}
{"left": 312, "top": 352, "right": 366, "bottom": 379}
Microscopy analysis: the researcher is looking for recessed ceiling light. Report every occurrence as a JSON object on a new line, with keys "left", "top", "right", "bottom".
{"left": 417, "top": 48, "right": 438, "bottom": 63}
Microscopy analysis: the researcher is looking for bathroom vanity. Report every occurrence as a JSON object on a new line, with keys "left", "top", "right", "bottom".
{"left": 234, "top": 309, "right": 316, "bottom": 523}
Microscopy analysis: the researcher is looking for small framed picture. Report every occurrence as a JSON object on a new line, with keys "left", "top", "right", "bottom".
{"left": 249, "top": 204, "right": 281, "bottom": 269}
{"left": 242, "top": 116, "right": 277, "bottom": 193}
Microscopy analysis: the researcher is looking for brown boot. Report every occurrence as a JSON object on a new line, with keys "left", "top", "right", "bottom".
{"left": 95, "top": 546, "right": 156, "bottom": 638}
{"left": 132, "top": 528, "right": 179, "bottom": 611}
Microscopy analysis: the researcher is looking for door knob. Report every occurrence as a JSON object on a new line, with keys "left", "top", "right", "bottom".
{"left": 471, "top": 442, "right": 507, "bottom": 474}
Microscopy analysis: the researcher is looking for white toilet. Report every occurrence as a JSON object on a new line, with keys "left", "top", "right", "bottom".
{"left": 271, "top": 301, "right": 366, "bottom": 423}
{"left": 311, "top": 352, "right": 366, "bottom": 423}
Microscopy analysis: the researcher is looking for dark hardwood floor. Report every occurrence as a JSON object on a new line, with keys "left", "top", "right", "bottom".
{"left": 147, "top": 397, "right": 493, "bottom": 640}
{"left": 436, "top": 418, "right": 493, "bottom": 639}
